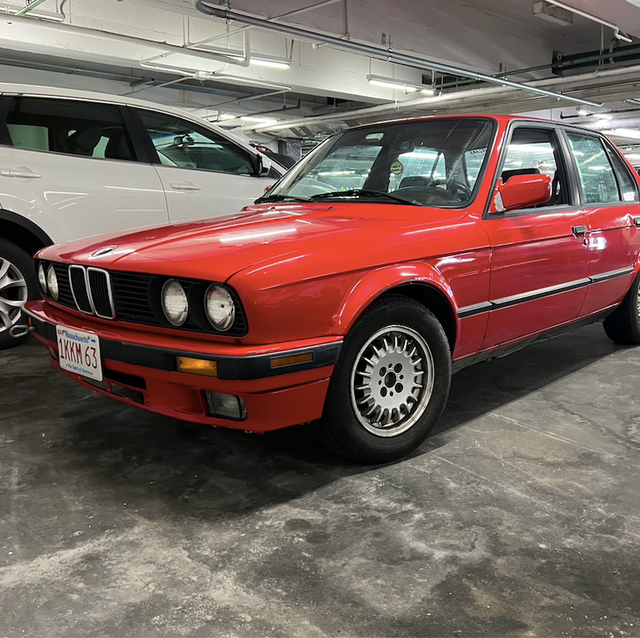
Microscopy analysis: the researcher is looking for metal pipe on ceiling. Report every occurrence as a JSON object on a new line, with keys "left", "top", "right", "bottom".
{"left": 195, "top": 1, "right": 602, "bottom": 109}
{"left": 141, "top": 28, "right": 252, "bottom": 69}
{"left": 185, "top": 0, "right": 344, "bottom": 50}
{"left": 437, "top": 46, "right": 640, "bottom": 91}
{"left": 244, "top": 63, "right": 640, "bottom": 133}
{"left": 16, "top": 0, "right": 48, "bottom": 16}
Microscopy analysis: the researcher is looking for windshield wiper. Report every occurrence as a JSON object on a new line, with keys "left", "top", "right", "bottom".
{"left": 308, "top": 189, "right": 422, "bottom": 206}
{"left": 255, "top": 193, "right": 311, "bottom": 204}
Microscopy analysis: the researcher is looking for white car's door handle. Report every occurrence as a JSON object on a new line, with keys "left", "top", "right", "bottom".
{"left": 170, "top": 181, "right": 201, "bottom": 191}
{"left": 0, "top": 168, "right": 43, "bottom": 179}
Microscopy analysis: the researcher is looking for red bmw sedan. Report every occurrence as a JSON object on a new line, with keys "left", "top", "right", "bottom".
{"left": 25, "top": 115, "right": 640, "bottom": 463}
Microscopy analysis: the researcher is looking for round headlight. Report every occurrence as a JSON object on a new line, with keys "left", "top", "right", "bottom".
{"left": 38, "top": 263, "right": 47, "bottom": 295}
{"left": 161, "top": 279, "right": 188, "bottom": 326}
{"left": 47, "top": 265, "right": 59, "bottom": 300}
{"left": 205, "top": 285, "right": 235, "bottom": 331}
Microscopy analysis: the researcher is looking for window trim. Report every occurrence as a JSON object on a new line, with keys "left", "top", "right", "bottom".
{"left": 483, "top": 121, "right": 580, "bottom": 220}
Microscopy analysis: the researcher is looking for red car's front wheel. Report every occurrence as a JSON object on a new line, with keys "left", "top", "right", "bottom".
{"left": 315, "top": 296, "right": 451, "bottom": 464}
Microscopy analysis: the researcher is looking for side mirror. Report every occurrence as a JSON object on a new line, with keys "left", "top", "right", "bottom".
{"left": 253, "top": 152, "right": 272, "bottom": 176}
{"left": 489, "top": 173, "right": 553, "bottom": 214}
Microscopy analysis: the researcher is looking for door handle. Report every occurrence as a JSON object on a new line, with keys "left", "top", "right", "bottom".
{"left": 0, "top": 168, "right": 42, "bottom": 179}
{"left": 170, "top": 181, "right": 201, "bottom": 191}
{"left": 572, "top": 225, "right": 588, "bottom": 237}
{"left": 1, "top": 168, "right": 42, "bottom": 179}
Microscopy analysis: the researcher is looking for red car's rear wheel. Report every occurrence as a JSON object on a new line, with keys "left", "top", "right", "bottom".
{"left": 603, "top": 272, "right": 640, "bottom": 345}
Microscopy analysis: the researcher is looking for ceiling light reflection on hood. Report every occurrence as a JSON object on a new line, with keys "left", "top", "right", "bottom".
{"left": 219, "top": 227, "right": 298, "bottom": 244}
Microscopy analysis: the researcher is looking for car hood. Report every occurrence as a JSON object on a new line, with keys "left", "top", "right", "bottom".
{"left": 39, "top": 203, "right": 468, "bottom": 283}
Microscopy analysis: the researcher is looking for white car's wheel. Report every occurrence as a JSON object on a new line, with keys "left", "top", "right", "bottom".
{"left": 0, "top": 239, "right": 38, "bottom": 350}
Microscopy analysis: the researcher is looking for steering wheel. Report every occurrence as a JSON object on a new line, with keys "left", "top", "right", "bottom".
{"left": 448, "top": 182, "right": 473, "bottom": 202}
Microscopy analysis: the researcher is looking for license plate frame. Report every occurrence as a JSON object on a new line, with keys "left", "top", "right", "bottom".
{"left": 56, "top": 325, "right": 103, "bottom": 382}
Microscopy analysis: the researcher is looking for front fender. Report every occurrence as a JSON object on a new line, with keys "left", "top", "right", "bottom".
{"left": 329, "top": 262, "right": 456, "bottom": 335}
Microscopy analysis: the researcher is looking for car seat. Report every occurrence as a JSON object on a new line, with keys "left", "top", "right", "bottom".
{"left": 65, "top": 126, "right": 102, "bottom": 156}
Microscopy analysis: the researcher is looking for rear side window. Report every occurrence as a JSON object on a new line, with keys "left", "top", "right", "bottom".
{"left": 566, "top": 132, "right": 622, "bottom": 204}
{"left": 3, "top": 97, "right": 135, "bottom": 162}
{"left": 137, "top": 109, "right": 255, "bottom": 176}
{"left": 606, "top": 145, "right": 639, "bottom": 202}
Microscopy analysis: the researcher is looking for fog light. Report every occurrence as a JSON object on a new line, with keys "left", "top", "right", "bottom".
{"left": 177, "top": 356, "right": 217, "bottom": 377}
{"left": 205, "top": 391, "right": 246, "bottom": 420}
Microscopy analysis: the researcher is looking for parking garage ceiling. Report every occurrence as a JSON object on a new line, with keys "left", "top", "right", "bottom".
{"left": 3, "top": 0, "right": 640, "bottom": 148}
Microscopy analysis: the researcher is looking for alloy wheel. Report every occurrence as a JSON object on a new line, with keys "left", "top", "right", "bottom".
{"left": 350, "top": 325, "right": 435, "bottom": 437}
{"left": 0, "top": 258, "right": 28, "bottom": 335}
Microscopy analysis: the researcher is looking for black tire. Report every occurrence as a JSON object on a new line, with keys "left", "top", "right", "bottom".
{"left": 603, "top": 272, "right": 640, "bottom": 345}
{"left": 0, "top": 238, "right": 39, "bottom": 350}
{"left": 313, "top": 296, "right": 451, "bottom": 464}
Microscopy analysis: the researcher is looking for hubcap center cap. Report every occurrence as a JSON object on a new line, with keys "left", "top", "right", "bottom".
{"left": 384, "top": 371, "right": 396, "bottom": 387}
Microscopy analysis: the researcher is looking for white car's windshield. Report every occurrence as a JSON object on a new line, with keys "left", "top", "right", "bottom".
{"left": 260, "top": 118, "right": 495, "bottom": 208}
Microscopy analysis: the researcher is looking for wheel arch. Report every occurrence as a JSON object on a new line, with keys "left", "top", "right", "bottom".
{"left": 0, "top": 209, "right": 53, "bottom": 257}
{"left": 331, "top": 264, "right": 458, "bottom": 351}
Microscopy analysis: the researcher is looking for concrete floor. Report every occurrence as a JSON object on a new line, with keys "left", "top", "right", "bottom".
{"left": 1, "top": 323, "right": 639, "bottom": 637}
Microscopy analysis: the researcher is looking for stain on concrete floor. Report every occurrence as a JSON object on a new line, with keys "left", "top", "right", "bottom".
{"left": 1, "top": 323, "right": 639, "bottom": 636}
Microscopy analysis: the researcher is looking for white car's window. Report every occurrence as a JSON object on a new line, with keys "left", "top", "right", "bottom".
{"left": 566, "top": 132, "right": 622, "bottom": 204}
{"left": 137, "top": 109, "right": 255, "bottom": 176}
{"left": 4, "top": 97, "right": 136, "bottom": 162}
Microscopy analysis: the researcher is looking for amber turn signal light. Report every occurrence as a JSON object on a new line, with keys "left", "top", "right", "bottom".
{"left": 270, "top": 352, "right": 313, "bottom": 369}
{"left": 176, "top": 356, "right": 218, "bottom": 377}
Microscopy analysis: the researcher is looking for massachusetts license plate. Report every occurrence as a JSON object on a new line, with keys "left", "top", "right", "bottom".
{"left": 56, "top": 326, "right": 103, "bottom": 381}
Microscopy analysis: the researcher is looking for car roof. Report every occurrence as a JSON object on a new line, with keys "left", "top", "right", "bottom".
{"left": 0, "top": 82, "right": 196, "bottom": 112}
{"left": 341, "top": 113, "right": 610, "bottom": 143}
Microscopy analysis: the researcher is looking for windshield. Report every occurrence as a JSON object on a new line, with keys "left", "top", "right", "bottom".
{"left": 261, "top": 118, "right": 495, "bottom": 207}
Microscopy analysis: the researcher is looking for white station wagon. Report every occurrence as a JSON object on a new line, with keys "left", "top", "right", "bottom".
{"left": 0, "top": 83, "right": 283, "bottom": 349}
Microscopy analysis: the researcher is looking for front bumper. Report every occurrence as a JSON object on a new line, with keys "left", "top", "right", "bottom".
{"left": 25, "top": 301, "right": 342, "bottom": 433}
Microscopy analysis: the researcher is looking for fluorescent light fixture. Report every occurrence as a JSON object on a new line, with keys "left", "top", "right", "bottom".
{"left": 421, "top": 88, "right": 436, "bottom": 96}
{"left": 577, "top": 108, "right": 590, "bottom": 116}
{"left": 544, "top": 0, "right": 632, "bottom": 41}
{"left": 532, "top": 1, "right": 573, "bottom": 26}
{"left": 367, "top": 75, "right": 421, "bottom": 93}
{"left": 606, "top": 128, "right": 640, "bottom": 140}
{"left": 594, "top": 112, "right": 613, "bottom": 119}
{"left": 251, "top": 58, "right": 290, "bottom": 69}
{"left": 218, "top": 113, "right": 237, "bottom": 121}
{"left": 241, "top": 115, "right": 277, "bottom": 124}
{"left": 228, "top": 54, "right": 290, "bottom": 69}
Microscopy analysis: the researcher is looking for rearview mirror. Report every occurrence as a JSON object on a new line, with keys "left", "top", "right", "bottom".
{"left": 489, "top": 173, "right": 553, "bottom": 213}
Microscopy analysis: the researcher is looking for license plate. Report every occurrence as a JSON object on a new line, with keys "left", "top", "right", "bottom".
{"left": 56, "top": 326, "right": 103, "bottom": 381}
